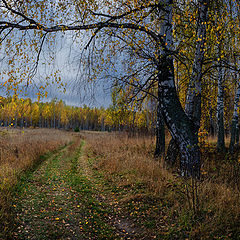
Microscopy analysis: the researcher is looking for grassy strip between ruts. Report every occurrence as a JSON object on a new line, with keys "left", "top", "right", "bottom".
{"left": 63, "top": 140, "right": 119, "bottom": 239}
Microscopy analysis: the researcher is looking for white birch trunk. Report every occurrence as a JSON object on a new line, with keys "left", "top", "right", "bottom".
{"left": 216, "top": 58, "right": 225, "bottom": 152}
{"left": 166, "top": 0, "right": 208, "bottom": 168}
{"left": 229, "top": 79, "right": 240, "bottom": 152}
{"left": 185, "top": 0, "right": 208, "bottom": 127}
{"left": 155, "top": 101, "right": 165, "bottom": 157}
{"left": 158, "top": 0, "right": 201, "bottom": 177}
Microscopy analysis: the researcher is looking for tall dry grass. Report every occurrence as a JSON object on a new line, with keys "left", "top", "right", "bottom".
{"left": 84, "top": 131, "right": 240, "bottom": 239}
{"left": 84, "top": 131, "right": 174, "bottom": 194}
{"left": 0, "top": 128, "right": 74, "bottom": 234}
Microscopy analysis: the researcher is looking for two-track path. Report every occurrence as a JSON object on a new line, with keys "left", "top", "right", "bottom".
{"left": 11, "top": 138, "right": 139, "bottom": 240}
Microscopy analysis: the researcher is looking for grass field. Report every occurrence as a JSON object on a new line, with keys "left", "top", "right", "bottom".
{"left": 0, "top": 128, "right": 74, "bottom": 237}
{"left": 1, "top": 129, "right": 240, "bottom": 239}
{"left": 83, "top": 131, "right": 240, "bottom": 239}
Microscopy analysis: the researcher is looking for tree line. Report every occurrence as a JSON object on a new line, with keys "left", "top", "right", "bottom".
{"left": 0, "top": 96, "right": 156, "bottom": 133}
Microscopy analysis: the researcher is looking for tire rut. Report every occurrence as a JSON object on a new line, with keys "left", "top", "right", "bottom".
{"left": 12, "top": 144, "right": 88, "bottom": 240}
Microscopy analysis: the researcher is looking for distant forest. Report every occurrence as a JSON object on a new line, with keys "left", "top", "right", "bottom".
{"left": 0, "top": 96, "right": 156, "bottom": 133}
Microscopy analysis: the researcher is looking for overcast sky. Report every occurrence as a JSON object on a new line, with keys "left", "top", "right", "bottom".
{"left": 0, "top": 77, "right": 112, "bottom": 108}
{"left": 0, "top": 27, "right": 112, "bottom": 108}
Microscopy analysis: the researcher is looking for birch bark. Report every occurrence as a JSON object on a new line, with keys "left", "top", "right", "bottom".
{"left": 165, "top": 0, "right": 208, "bottom": 167}
{"left": 229, "top": 78, "right": 240, "bottom": 152}
{"left": 154, "top": 101, "right": 165, "bottom": 157}
{"left": 216, "top": 58, "right": 225, "bottom": 152}
{"left": 185, "top": 0, "right": 208, "bottom": 127}
{"left": 158, "top": 0, "right": 201, "bottom": 177}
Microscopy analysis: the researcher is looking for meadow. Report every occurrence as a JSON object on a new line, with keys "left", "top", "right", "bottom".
{"left": 84, "top": 131, "right": 240, "bottom": 239}
{"left": 0, "top": 129, "right": 240, "bottom": 239}
{"left": 0, "top": 128, "right": 74, "bottom": 236}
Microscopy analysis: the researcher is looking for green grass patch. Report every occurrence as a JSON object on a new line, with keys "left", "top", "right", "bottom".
{"left": 63, "top": 141, "right": 119, "bottom": 239}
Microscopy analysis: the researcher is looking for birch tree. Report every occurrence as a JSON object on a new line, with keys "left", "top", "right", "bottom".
{"left": 216, "top": 57, "right": 225, "bottom": 152}
{"left": 229, "top": 74, "right": 240, "bottom": 152}
{"left": 166, "top": 0, "right": 209, "bottom": 167}
{"left": 0, "top": 0, "right": 214, "bottom": 176}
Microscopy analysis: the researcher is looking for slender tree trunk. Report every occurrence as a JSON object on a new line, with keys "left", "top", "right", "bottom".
{"left": 70, "top": 117, "right": 73, "bottom": 129}
{"left": 154, "top": 102, "right": 165, "bottom": 157}
{"left": 14, "top": 113, "right": 18, "bottom": 128}
{"left": 185, "top": 0, "right": 208, "bottom": 128}
{"left": 216, "top": 59, "right": 225, "bottom": 152}
{"left": 58, "top": 114, "right": 61, "bottom": 128}
{"left": 54, "top": 111, "right": 56, "bottom": 128}
{"left": 229, "top": 79, "right": 240, "bottom": 152}
{"left": 39, "top": 115, "right": 41, "bottom": 128}
{"left": 236, "top": 124, "right": 239, "bottom": 146}
{"left": 209, "top": 104, "right": 215, "bottom": 136}
{"left": 21, "top": 116, "right": 23, "bottom": 128}
{"left": 8, "top": 116, "right": 11, "bottom": 127}
{"left": 25, "top": 117, "right": 28, "bottom": 128}
{"left": 101, "top": 117, "right": 105, "bottom": 131}
{"left": 4, "top": 115, "right": 7, "bottom": 127}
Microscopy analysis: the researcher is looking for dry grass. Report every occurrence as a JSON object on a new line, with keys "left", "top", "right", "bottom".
{"left": 84, "top": 131, "right": 174, "bottom": 194}
{"left": 2, "top": 129, "right": 240, "bottom": 238}
{"left": 0, "top": 128, "right": 74, "bottom": 233}
{"left": 84, "top": 131, "right": 240, "bottom": 239}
